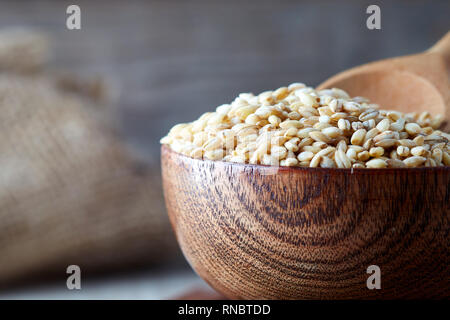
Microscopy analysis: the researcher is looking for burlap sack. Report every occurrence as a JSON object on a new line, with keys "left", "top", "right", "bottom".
{"left": 0, "top": 30, "right": 176, "bottom": 287}
{"left": 0, "top": 28, "right": 49, "bottom": 73}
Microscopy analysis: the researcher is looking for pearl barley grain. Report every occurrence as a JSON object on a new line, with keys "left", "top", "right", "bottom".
{"left": 161, "top": 83, "right": 449, "bottom": 168}
{"left": 366, "top": 158, "right": 387, "bottom": 168}
{"left": 351, "top": 129, "right": 366, "bottom": 146}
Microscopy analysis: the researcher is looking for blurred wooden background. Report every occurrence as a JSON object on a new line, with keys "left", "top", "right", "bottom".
{"left": 0, "top": 0, "right": 448, "bottom": 165}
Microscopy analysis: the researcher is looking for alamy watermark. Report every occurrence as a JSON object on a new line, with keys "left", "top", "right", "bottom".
{"left": 66, "top": 5, "right": 81, "bottom": 30}
{"left": 66, "top": 265, "right": 81, "bottom": 290}
{"left": 366, "top": 265, "right": 381, "bottom": 290}
{"left": 366, "top": 5, "right": 381, "bottom": 30}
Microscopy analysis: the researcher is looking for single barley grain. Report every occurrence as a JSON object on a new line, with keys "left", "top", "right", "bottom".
{"left": 338, "top": 118, "right": 351, "bottom": 131}
{"left": 309, "top": 131, "right": 333, "bottom": 143}
{"left": 405, "top": 123, "right": 422, "bottom": 135}
{"left": 403, "top": 156, "right": 426, "bottom": 167}
{"left": 351, "top": 129, "right": 366, "bottom": 146}
{"left": 376, "top": 119, "right": 391, "bottom": 132}
{"left": 396, "top": 146, "right": 410, "bottom": 157}
{"left": 411, "top": 146, "right": 427, "bottom": 157}
{"left": 366, "top": 158, "right": 387, "bottom": 168}
{"left": 297, "top": 151, "right": 314, "bottom": 162}
{"left": 386, "top": 159, "right": 406, "bottom": 168}
{"left": 369, "top": 147, "right": 384, "bottom": 158}
{"left": 320, "top": 156, "right": 336, "bottom": 168}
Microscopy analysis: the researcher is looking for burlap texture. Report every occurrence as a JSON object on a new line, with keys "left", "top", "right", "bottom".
{"left": 0, "top": 29, "right": 176, "bottom": 286}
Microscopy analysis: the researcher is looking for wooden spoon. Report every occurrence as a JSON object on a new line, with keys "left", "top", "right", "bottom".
{"left": 317, "top": 31, "right": 450, "bottom": 130}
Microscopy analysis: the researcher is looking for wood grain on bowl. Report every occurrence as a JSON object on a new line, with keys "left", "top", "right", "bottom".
{"left": 161, "top": 145, "right": 449, "bottom": 299}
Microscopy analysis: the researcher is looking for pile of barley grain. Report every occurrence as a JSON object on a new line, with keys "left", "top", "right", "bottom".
{"left": 161, "top": 83, "right": 449, "bottom": 168}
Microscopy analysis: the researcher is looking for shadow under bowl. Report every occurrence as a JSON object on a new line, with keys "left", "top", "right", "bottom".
{"left": 161, "top": 145, "right": 450, "bottom": 299}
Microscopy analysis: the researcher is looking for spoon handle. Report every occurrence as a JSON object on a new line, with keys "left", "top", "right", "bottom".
{"left": 428, "top": 31, "right": 450, "bottom": 70}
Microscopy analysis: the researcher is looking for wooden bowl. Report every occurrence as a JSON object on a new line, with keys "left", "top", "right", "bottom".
{"left": 161, "top": 145, "right": 450, "bottom": 299}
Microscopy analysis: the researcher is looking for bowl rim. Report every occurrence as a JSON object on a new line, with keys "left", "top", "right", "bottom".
{"left": 161, "top": 145, "right": 450, "bottom": 174}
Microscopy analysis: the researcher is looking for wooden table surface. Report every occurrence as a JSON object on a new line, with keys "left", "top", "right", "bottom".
{"left": 0, "top": 265, "right": 216, "bottom": 300}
